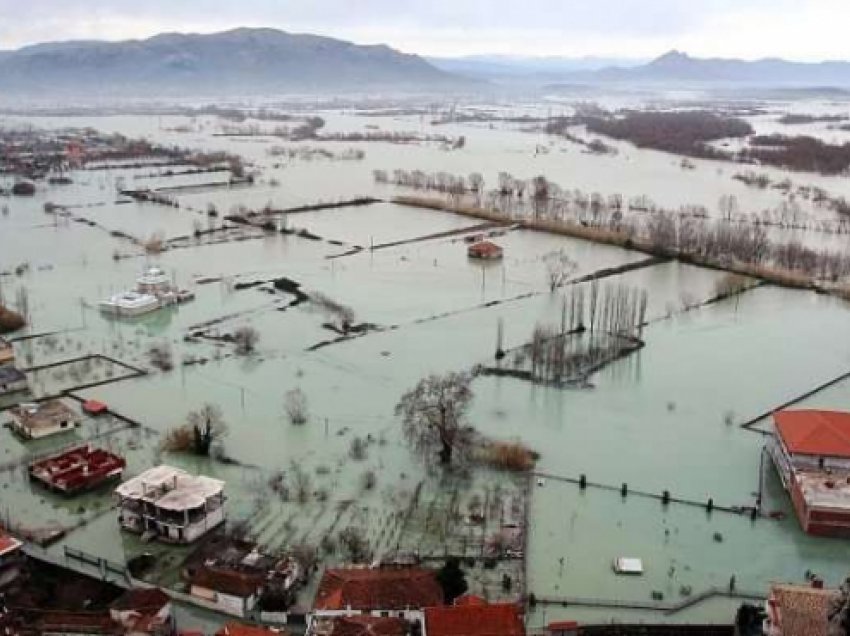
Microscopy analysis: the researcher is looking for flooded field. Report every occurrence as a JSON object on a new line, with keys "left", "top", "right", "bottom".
{"left": 2, "top": 99, "right": 850, "bottom": 626}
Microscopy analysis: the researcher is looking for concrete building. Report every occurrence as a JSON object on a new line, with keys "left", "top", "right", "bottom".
{"left": 769, "top": 410, "right": 850, "bottom": 536}
{"left": 190, "top": 567, "right": 265, "bottom": 618}
{"left": 115, "top": 465, "right": 225, "bottom": 544}
{"left": 9, "top": 400, "right": 81, "bottom": 440}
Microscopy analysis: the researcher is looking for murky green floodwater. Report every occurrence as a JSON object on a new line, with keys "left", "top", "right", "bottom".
{"left": 1, "top": 103, "right": 850, "bottom": 627}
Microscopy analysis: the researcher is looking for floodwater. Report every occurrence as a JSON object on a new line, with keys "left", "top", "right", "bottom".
{"left": 1, "top": 98, "right": 850, "bottom": 627}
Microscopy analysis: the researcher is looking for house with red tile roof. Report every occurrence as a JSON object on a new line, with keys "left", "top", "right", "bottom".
{"left": 308, "top": 615, "right": 408, "bottom": 636}
{"left": 308, "top": 567, "right": 443, "bottom": 635}
{"left": 764, "top": 582, "right": 836, "bottom": 636}
{"left": 424, "top": 597, "right": 525, "bottom": 636}
{"left": 190, "top": 566, "right": 265, "bottom": 618}
{"left": 769, "top": 410, "right": 850, "bottom": 536}
{"left": 109, "top": 588, "right": 173, "bottom": 636}
{"left": 0, "top": 531, "right": 23, "bottom": 589}
{"left": 215, "top": 621, "right": 287, "bottom": 636}
{"left": 467, "top": 241, "right": 504, "bottom": 260}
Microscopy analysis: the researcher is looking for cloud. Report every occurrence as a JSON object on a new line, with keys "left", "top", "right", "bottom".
{"left": 0, "top": 0, "right": 839, "bottom": 60}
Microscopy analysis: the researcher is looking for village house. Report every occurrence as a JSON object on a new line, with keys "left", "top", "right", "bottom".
{"left": 308, "top": 566, "right": 443, "bottom": 635}
{"left": 8, "top": 400, "right": 81, "bottom": 440}
{"left": 424, "top": 595, "right": 525, "bottom": 636}
{"left": 307, "top": 615, "right": 408, "bottom": 636}
{"left": 768, "top": 409, "right": 850, "bottom": 536}
{"left": 215, "top": 621, "right": 285, "bottom": 636}
{"left": 0, "top": 365, "right": 27, "bottom": 396}
{"left": 764, "top": 582, "right": 836, "bottom": 636}
{"left": 109, "top": 588, "right": 174, "bottom": 636}
{"left": 30, "top": 445, "right": 126, "bottom": 495}
{"left": 0, "top": 531, "right": 24, "bottom": 589}
{"left": 189, "top": 567, "right": 265, "bottom": 618}
{"left": 467, "top": 240, "right": 504, "bottom": 260}
{"left": 115, "top": 465, "right": 225, "bottom": 544}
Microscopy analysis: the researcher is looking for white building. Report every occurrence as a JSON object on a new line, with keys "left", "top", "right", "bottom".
{"left": 99, "top": 291, "right": 160, "bottom": 317}
{"left": 8, "top": 400, "right": 80, "bottom": 440}
{"left": 190, "top": 567, "right": 264, "bottom": 618}
{"left": 115, "top": 465, "right": 225, "bottom": 544}
{"left": 99, "top": 267, "right": 194, "bottom": 318}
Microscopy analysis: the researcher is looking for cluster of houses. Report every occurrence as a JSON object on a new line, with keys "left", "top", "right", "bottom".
{"left": 0, "top": 337, "right": 27, "bottom": 398}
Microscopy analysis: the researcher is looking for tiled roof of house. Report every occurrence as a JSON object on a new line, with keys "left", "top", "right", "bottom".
{"left": 216, "top": 621, "right": 285, "bottom": 636}
{"left": 0, "top": 531, "right": 22, "bottom": 557}
{"left": 425, "top": 601, "right": 525, "bottom": 636}
{"left": 771, "top": 583, "right": 836, "bottom": 636}
{"left": 774, "top": 410, "right": 850, "bottom": 457}
{"left": 314, "top": 567, "right": 443, "bottom": 611}
{"left": 319, "top": 615, "right": 408, "bottom": 636}
{"left": 191, "top": 567, "right": 265, "bottom": 598}
{"left": 110, "top": 587, "right": 171, "bottom": 611}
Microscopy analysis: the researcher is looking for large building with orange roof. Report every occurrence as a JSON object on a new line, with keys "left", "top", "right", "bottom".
{"left": 769, "top": 410, "right": 850, "bottom": 536}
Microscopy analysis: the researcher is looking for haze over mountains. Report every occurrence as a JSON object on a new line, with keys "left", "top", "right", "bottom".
{"left": 0, "top": 28, "right": 464, "bottom": 97}
{"left": 2, "top": 27, "right": 850, "bottom": 98}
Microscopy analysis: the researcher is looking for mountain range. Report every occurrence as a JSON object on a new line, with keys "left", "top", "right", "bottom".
{"left": 564, "top": 50, "right": 850, "bottom": 86}
{"left": 0, "top": 28, "right": 467, "bottom": 97}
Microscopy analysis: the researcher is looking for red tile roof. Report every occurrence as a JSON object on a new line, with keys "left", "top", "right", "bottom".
{"left": 191, "top": 567, "right": 265, "bottom": 598}
{"left": 316, "top": 615, "right": 408, "bottom": 636}
{"left": 110, "top": 587, "right": 171, "bottom": 612}
{"left": 216, "top": 621, "right": 285, "bottom": 636}
{"left": 468, "top": 241, "right": 503, "bottom": 257}
{"left": 774, "top": 410, "right": 850, "bottom": 457}
{"left": 425, "top": 601, "right": 525, "bottom": 636}
{"left": 770, "top": 583, "right": 836, "bottom": 636}
{"left": 314, "top": 567, "right": 443, "bottom": 611}
{"left": 0, "top": 531, "right": 22, "bottom": 557}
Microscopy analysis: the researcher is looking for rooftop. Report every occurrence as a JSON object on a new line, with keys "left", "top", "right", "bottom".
{"left": 425, "top": 600, "right": 525, "bottom": 636}
{"left": 191, "top": 566, "right": 265, "bottom": 598}
{"left": 0, "top": 531, "right": 23, "bottom": 557}
{"left": 110, "top": 587, "right": 171, "bottom": 612}
{"left": 770, "top": 583, "right": 836, "bottom": 636}
{"left": 115, "top": 465, "right": 224, "bottom": 511}
{"left": 774, "top": 410, "right": 850, "bottom": 458}
{"left": 311, "top": 615, "right": 408, "bottom": 636}
{"left": 0, "top": 366, "right": 26, "bottom": 384}
{"left": 10, "top": 399, "right": 78, "bottom": 429}
{"left": 216, "top": 622, "right": 285, "bottom": 636}
{"left": 795, "top": 470, "right": 850, "bottom": 509}
{"left": 314, "top": 567, "right": 443, "bottom": 611}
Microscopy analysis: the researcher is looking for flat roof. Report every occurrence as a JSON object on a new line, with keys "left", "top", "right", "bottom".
{"left": 115, "top": 465, "right": 224, "bottom": 511}
{"left": 795, "top": 470, "right": 850, "bottom": 510}
{"left": 774, "top": 410, "right": 850, "bottom": 458}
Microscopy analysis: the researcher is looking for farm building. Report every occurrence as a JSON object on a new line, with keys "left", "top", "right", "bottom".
{"left": 8, "top": 400, "right": 80, "bottom": 439}
{"left": 115, "top": 465, "right": 225, "bottom": 544}
{"left": 769, "top": 410, "right": 850, "bottom": 536}
{"left": 467, "top": 241, "right": 504, "bottom": 260}
{"left": 29, "top": 445, "right": 126, "bottom": 495}
{"left": 310, "top": 567, "right": 442, "bottom": 627}
{"left": 0, "top": 531, "right": 24, "bottom": 589}
{"left": 0, "top": 365, "right": 27, "bottom": 396}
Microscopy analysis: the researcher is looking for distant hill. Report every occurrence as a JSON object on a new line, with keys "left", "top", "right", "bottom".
{"left": 558, "top": 50, "right": 850, "bottom": 86}
{"left": 0, "top": 28, "right": 470, "bottom": 97}
{"left": 427, "top": 55, "right": 644, "bottom": 82}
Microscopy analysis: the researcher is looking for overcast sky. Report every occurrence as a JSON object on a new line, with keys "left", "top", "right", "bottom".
{"left": 0, "top": 0, "right": 846, "bottom": 60}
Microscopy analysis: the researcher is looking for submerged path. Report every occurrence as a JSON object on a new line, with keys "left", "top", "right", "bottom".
{"left": 738, "top": 368, "right": 850, "bottom": 435}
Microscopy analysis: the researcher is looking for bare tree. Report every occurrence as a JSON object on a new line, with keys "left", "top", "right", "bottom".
{"left": 395, "top": 372, "right": 475, "bottom": 466}
{"left": 233, "top": 326, "right": 260, "bottom": 355}
{"left": 543, "top": 249, "right": 578, "bottom": 292}
{"left": 285, "top": 388, "right": 309, "bottom": 425}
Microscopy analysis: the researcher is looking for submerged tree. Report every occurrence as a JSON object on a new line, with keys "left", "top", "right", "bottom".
{"left": 284, "top": 388, "right": 309, "bottom": 425}
{"left": 543, "top": 249, "right": 578, "bottom": 292}
{"left": 395, "top": 371, "right": 474, "bottom": 466}
{"left": 187, "top": 403, "right": 228, "bottom": 456}
{"left": 233, "top": 326, "right": 260, "bottom": 355}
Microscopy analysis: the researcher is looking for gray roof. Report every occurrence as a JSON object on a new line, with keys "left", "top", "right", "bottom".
{"left": 0, "top": 366, "right": 26, "bottom": 384}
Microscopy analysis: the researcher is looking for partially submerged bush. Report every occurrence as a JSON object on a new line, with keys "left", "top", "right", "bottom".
{"left": 479, "top": 441, "right": 538, "bottom": 472}
{"left": 0, "top": 305, "right": 25, "bottom": 334}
